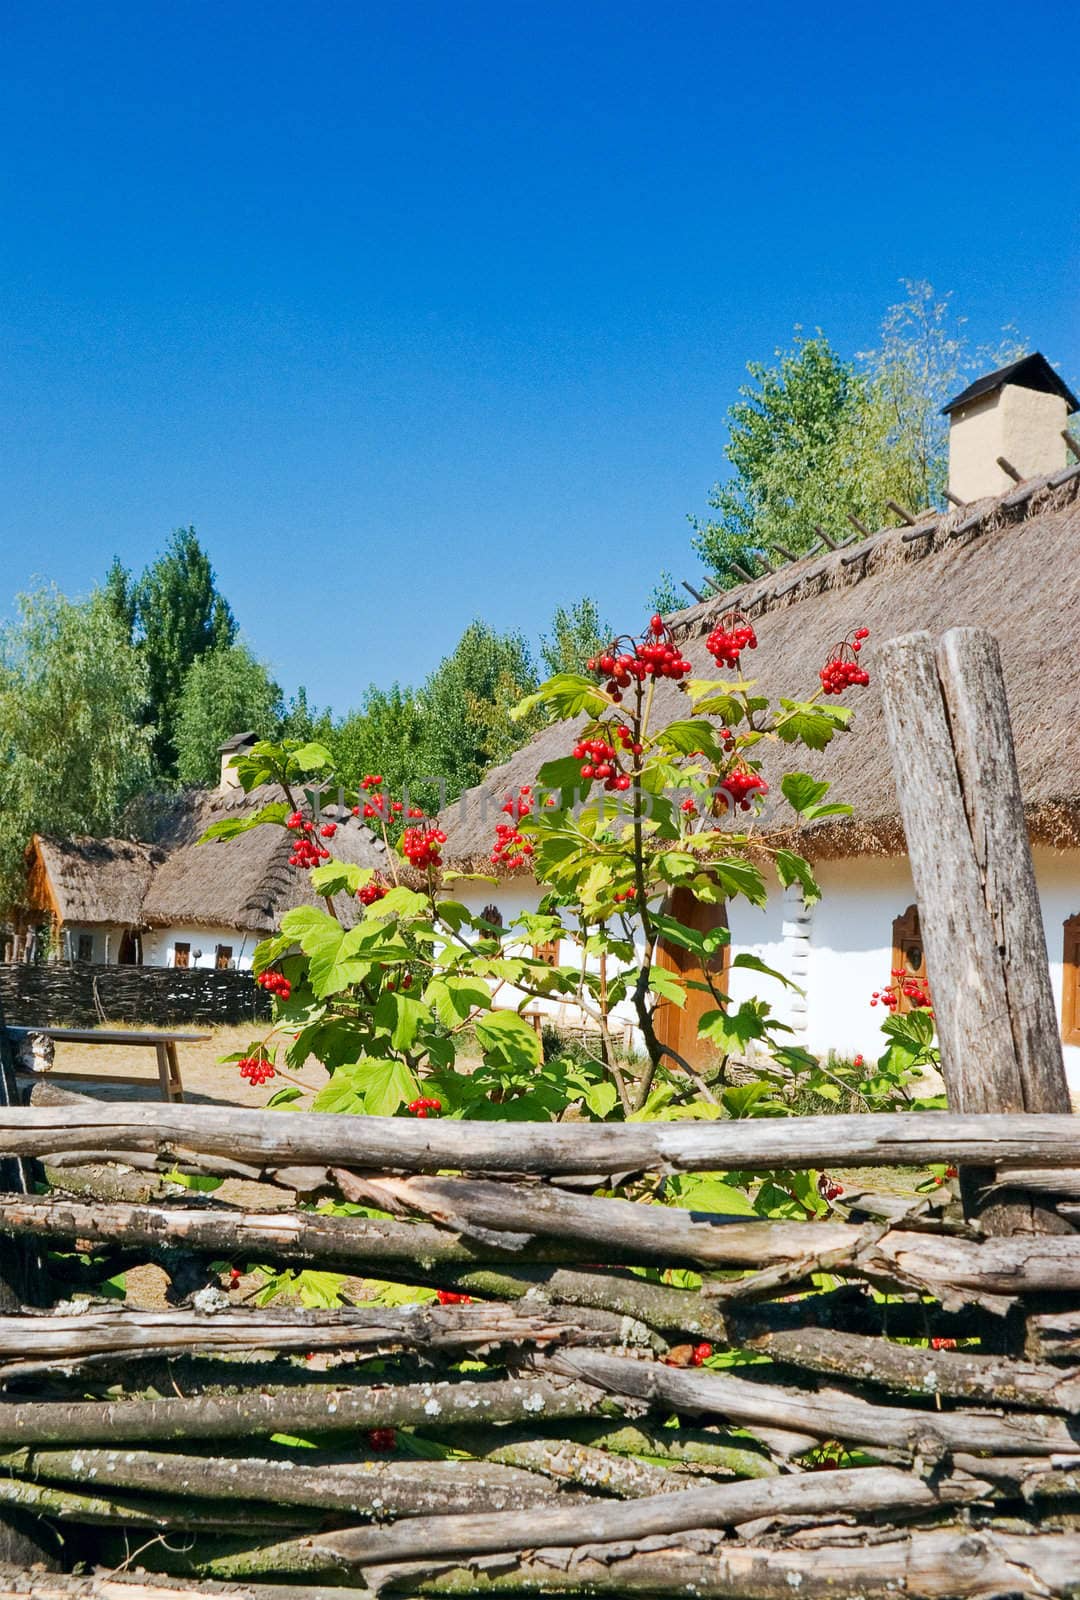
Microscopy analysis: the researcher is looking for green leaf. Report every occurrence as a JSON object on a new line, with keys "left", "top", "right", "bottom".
{"left": 780, "top": 773, "right": 830, "bottom": 815}
{"left": 312, "top": 1057, "right": 420, "bottom": 1117}
{"left": 706, "top": 858, "right": 767, "bottom": 907}
{"left": 775, "top": 700, "right": 852, "bottom": 751}
{"left": 374, "top": 990, "right": 427, "bottom": 1051}
{"left": 731, "top": 952, "right": 798, "bottom": 990}
{"left": 291, "top": 742, "right": 334, "bottom": 773}
{"left": 667, "top": 1174, "right": 757, "bottom": 1216}
{"left": 773, "top": 849, "right": 822, "bottom": 907}
{"left": 474, "top": 1010, "right": 543, "bottom": 1069}
{"left": 372, "top": 886, "right": 430, "bottom": 920}
{"left": 536, "top": 756, "right": 587, "bottom": 801}
{"left": 199, "top": 801, "right": 289, "bottom": 844}
{"left": 310, "top": 862, "right": 373, "bottom": 896}
{"left": 512, "top": 674, "right": 610, "bottom": 723}
{"left": 649, "top": 967, "right": 687, "bottom": 1008}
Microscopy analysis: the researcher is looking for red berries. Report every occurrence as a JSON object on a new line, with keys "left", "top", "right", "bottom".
{"left": 239, "top": 1054, "right": 275, "bottom": 1086}
{"left": 817, "top": 1172, "right": 844, "bottom": 1202}
{"left": 944, "top": 1165, "right": 958, "bottom": 1179}
{"left": 436, "top": 1289, "right": 472, "bottom": 1305}
{"left": 852, "top": 1053, "right": 864, "bottom": 1068}
{"left": 719, "top": 768, "right": 768, "bottom": 811}
{"left": 367, "top": 1428, "right": 396, "bottom": 1452}
{"left": 286, "top": 810, "right": 331, "bottom": 868}
{"left": 690, "top": 1341, "right": 712, "bottom": 1366}
{"left": 820, "top": 629, "right": 871, "bottom": 694}
{"left": 358, "top": 877, "right": 389, "bottom": 906}
{"left": 706, "top": 612, "right": 757, "bottom": 671}
{"left": 401, "top": 823, "right": 447, "bottom": 872}
{"left": 257, "top": 970, "right": 291, "bottom": 1001}
{"left": 930, "top": 1337, "right": 957, "bottom": 1351}
{"left": 492, "top": 787, "right": 535, "bottom": 869}
{"left": 408, "top": 1096, "right": 442, "bottom": 1118}
{"left": 585, "top": 621, "right": 692, "bottom": 701}
{"left": 680, "top": 797, "right": 698, "bottom": 815}
{"left": 871, "top": 970, "right": 932, "bottom": 1012}
{"left": 571, "top": 737, "right": 633, "bottom": 792}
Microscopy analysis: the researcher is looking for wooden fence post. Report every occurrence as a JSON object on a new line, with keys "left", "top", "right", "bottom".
{"left": 878, "top": 628, "right": 1072, "bottom": 1233}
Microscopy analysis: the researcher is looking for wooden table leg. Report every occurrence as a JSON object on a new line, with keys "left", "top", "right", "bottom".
{"left": 165, "top": 1042, "right": 185, "bottom": 1104}
{"left": 155, "top": 1044, "right": 173, "bottom": 1102}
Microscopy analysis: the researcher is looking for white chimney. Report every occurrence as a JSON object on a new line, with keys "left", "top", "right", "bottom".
{"left": 943, "top": 352, "right": 1078, "bottom": 502}
{"left": 217, "top": 731, "right": 257, "bottom": 791}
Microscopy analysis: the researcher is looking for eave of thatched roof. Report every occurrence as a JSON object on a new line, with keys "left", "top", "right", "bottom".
{"left": 140, "top": 785, "right": 391, "bottom": 933}
{"left": 29, "top": 835, "right": 163, "bottom": 927}
{"left": 439, "top": 464, "right": 1080, "bottom": 870}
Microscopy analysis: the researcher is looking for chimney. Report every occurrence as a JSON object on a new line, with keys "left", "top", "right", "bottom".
{"left": 943, "top": 352, "right": 1079, "bottom": 502}
{"left": 217, "top": 731, "right": 257, "bottom": 791}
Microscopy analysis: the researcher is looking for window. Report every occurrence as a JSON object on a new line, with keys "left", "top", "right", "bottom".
{"left": 173, "top": 942, "right": 191, "bottom": 969}
{"left": 1062, "top": 914, "right": 1080, "bottom": 1046}
{"left": 215, "top": 945, "right": 234, "bottom": 970}
{"left": 75, "top": 933, "right": 94, "bottom": 963}
{"left": 532, "top": 938, "right": 560, "bottom": 966}
{"left": 891, "top": 905, "right": 928, "bottom": 1014}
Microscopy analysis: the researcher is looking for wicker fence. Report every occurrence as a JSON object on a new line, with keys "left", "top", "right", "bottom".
{"left": 0, "top": 963, "right": 270, "bottom": 1028}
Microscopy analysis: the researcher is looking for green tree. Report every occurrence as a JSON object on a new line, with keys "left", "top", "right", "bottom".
{"left": 0, "top": 586, "right": 151, "bottom": 904}
{"left": 419, "top": 622, "right": 538, "bottom": 800}
{"left": 539, "top": 597, "right": 610, "bottom": 677}
{"left": 329, "top": 684, "right": 427, "bottom": 797}
{"left": 689, "top": 285, "right": 1028, "bottom": 591}
{"left": 278, "top": 686, "right": 334, "bottom": 747}
{"left": 174, "top": 643, "right": 283, "bottom": 788}
{"left": 689, "top": 333, "right": 877, "bottom": 586}
{"left": 132, "top": 527, "right": 236, "bottom": 777}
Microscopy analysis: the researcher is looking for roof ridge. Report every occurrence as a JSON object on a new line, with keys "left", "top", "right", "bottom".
{"left": 669, "top": 465, "right": 1080, "bottom": 642}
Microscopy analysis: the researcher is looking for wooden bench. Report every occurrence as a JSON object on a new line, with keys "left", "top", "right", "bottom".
{"left": 3, "top": 1027, "right": 208, "bottom": 1104}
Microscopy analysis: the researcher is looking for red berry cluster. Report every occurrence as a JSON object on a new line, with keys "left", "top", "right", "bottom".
{"left": 571, "top": 736, "right": 632, "bottom": 791}
{"left": 706, "top": 612, "right": 757, "bottom": 670}
{"left": 402, "top": 822, "right": 447, "bottom": 871}
{"left": 689, "top": 1341, "right": 712, "bottom": 1366}
{"left": 286, "top": 811, "right": 332, "bottom": 868}
{"left": 408, "top": 1096, "right": 442, "bottom": 1118}
{"left": 720, "top": 768, "right": 769, "bottom": 811}
{"left": 871, "top": 970, "right": 932, "bottom": 1012}
{"left": 436, "top": 1289, "right": 472, "bottom": 1305}
{"left": 257, "top": 970, "right": 291, "bottom": 1002}
{"left": 930, "top": 1337, "right": 957, "bottom": 1351}
{"left": 680, "top": 796, "right": 698, "bottom": 815}
{"left": 358, "top": 877, "right": 389, "bottom": 906}
{"left": 239, "top": 1054, "right": 275, "bottom": 1086}
{"left": 852, "top": 1053, "right": 864, "bottom": 1069}
{"left": 820, "top": 629, "right": 870, "bottom": 694}
{"left": 612, "top": 887, "right": 636, "bottom": 905}
{"left": 492, "top": 786, "right": 536, "bottom": 869}
{"left": 584, "top": 616, "right": 692, "bottom": 703}
{"left": 817, "top": 1172, "right": 844, "bottom": 1202}
{"left": 227, "top": 1266, "right": 242, "bottom": 1289}
{"left": 664, "top": 1341, "right": 713, "bottom": 1367}
{"left": 354, "top": 774, "right": 407, "bottom": 822}
{"left": 367, "top": 1428, "right": 396, "bottom": 1452}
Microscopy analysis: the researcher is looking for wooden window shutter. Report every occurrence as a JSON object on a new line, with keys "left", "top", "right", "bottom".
{"left": 891, "top": 905, "right": 928, "bottom": 1014}
{"left": 1062, "top": 914, "right": 1080, "bottom": 1046}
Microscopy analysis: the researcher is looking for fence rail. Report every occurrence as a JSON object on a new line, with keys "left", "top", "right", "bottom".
{"left": 0, "top": 963, "right": 270, "bottom": 1029}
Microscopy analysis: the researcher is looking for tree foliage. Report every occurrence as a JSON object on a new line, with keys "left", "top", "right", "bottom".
{"left": 539, "top": 597, "right": 610, "bottom": 678}
{"left": 0, "top": 587, "right": 151, "bottom": 903}
{"left": 690, "top": 283, "right": 1027, "bottom": 588}
{"left": 110, "top": 528, "right": 237, "bottom": 778}
{"left": 417, "top": 622, "right": 538, "bottom": 802}
{"left": 173, "top": 642, "right": 283, "bottom": 788}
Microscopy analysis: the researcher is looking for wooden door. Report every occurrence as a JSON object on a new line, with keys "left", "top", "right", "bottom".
{"left": 652, "top": 886, "right": 729, "bottom": 1068}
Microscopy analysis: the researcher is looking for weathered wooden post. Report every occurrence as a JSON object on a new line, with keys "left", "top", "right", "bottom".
{"left": 878, "top": 627, "right": 1072, "bottom": 1233}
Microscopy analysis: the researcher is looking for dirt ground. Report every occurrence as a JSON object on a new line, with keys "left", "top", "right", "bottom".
{"left": 34, "top": 1023, "right": 330, "bottom": 1109}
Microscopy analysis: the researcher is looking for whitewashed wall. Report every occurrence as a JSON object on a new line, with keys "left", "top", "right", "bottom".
{"left": 447, "top": 847, "right": 1080, "bottom": 1090}
{"left": 141, "top": 925, "right": 259, "bottom": 971}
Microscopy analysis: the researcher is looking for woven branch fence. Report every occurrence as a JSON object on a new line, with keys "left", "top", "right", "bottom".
{"left": 0, "top": 965, "right": 270, "bottom": 1030}
{"left": 0, "top": 629, "right": 1074, "bottom": 1599}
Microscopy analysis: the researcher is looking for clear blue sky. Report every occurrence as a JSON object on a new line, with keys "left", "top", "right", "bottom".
{"left": 2, "top": 0, "right": 1077, "bottom": 713}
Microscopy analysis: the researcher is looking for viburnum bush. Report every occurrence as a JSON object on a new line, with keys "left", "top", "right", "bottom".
{"left": 208, "top": 609, "right": 932, "bottom": 1250}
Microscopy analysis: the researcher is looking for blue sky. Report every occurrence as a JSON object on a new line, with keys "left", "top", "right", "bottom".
{"left": 2, "top": 0, "right": 1077, "bottom": 713}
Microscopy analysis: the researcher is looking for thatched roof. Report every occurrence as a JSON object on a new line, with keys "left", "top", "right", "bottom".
{"left": 439, "top": 463, "right": 1080, "bottom": 868}
{"left": 29, "top": 836, "right": 163, "bottom": 927}
{"left": 140, "top": 784, "right": 390, "bottom": 933}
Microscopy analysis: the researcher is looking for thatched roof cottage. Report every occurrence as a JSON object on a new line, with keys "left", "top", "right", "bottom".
{"left": 13, "top": 736, "right": 387, "bottom": 970}
{"left": 438, "top": 355, "right": 1080, "bottom": 1082}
